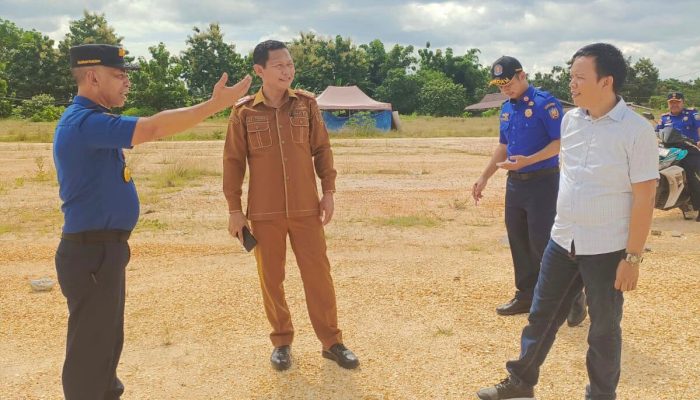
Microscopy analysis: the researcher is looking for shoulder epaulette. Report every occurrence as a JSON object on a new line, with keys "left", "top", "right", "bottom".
{"left": 294, "top": 89, "right": 316, "bottom": 98}
{"left": 235, "top": 95, "right": 254, "bottom": 108}
{"left": 661, "top": 112, "right": 670, "bottom": 117}
{"left": 686, "top": 107, "right": 697, "bottom": 112}
{"left": 534, "top": 89, "right": 553, "bottom": 99}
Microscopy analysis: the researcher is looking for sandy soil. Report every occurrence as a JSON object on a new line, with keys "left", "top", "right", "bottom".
{"left": 1, "top": 138, "right": 698, "bottom": 400}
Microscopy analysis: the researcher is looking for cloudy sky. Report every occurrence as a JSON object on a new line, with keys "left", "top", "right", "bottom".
{"left": 2, "top": 0, "right": 699, "bottom": 80}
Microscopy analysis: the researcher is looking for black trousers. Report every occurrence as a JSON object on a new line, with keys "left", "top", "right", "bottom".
{"left": 55, "top": 238, "right": 130, "bottom": 400}
{"left": 680, "top": 152, "right": 700, "bottom": 209}
{"left": 504, "top": 173, "right": 559, "bottom": 300}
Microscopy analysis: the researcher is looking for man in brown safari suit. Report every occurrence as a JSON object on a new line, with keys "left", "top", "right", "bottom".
{"left": 223, "top": 40, "right": 359, "bottom": 371}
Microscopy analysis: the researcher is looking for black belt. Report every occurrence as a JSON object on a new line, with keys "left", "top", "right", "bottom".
{"left": 61, "top": 230, "right": 131, "bottom": 243}
{"left": 507, "top": 166, "right": 559, "bottom": 181}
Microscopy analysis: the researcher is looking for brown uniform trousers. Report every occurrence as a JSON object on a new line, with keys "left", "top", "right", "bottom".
{"left": 223, "top": 88, "right": 342, "bottom": 349}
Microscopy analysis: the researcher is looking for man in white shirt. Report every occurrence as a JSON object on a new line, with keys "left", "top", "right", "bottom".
{"left": 477, "top": 43, "right": 658, "bottom": 400}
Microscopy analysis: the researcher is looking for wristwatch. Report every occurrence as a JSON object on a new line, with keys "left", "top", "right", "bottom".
{"left": 624, "top": 252, "right": 643, "bottom": 265}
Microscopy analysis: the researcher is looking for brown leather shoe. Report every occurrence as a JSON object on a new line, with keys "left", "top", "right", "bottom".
{"left": 496, "top": 297, "right": 532, "bottom": 316}
{"left": 322, "top": 343, "right": 359, "bottom": 369}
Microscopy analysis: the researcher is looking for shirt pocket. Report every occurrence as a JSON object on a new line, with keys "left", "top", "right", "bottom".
{"left": 246, "top": 118, "right": 273, "bottom": 151}
{"left": 290, "top": 110, "right": 310, "bottom": 144}
{"left": 515, "top": 118, "right": 539, "bottom": 131}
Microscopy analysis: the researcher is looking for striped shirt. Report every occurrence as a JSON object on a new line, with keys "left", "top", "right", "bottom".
{"left": 551, "top": 98, "right": 659, "bottom": 255}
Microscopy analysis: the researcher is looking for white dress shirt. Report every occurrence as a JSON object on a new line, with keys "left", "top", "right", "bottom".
{"left": 551, "top": 98, "right": 659, "bottom": 255}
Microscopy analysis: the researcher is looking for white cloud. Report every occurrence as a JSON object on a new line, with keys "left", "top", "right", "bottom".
{"left": 1, "top": 0, "right": 698, "bottom": 79}
{"left": 399, "top": 2, "right": 487, "bottom": 31}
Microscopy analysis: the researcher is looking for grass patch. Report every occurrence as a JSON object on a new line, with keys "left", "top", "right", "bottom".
{"left": 434, "top": 326, "right": 454, "bottom": 337}
{"left": 448, "top": 198, "right": 470, "bottom": 210}
{"left": 162, "top": 324, "right": 174, "bottom": 346}
{"left": 4, "top": 208, "right": 63, "bottom": 234}
{"left": 138, "top": 191, "right": 162, "bottom": 206}
{"left": 0, "top": 109, "right": 666, "bottom": 143}
{"left": 136, "top": 218, "right": 168, "bottom": 231}
{"left": 31, "top": 156, "right": 56, "bottom": 183}
{"left": 465, "top": 244, "right": 484, "bottom": 252}
{"left": 0, "top": 115, "right": 502, "bottom": 144}
{"left": 163, "top": 129, "right": 226, "bottom": 141}
{"left": 355, "top": 169, "right": 412, "bottom": 175}
{"left": 149, "top": 160, "right": 219, "bottom": 189}
{"left": 375, "top": 215, "right": 441, "bottom": 228}
{"left": 0, "top": 120, "right": 56, "bottom": 143}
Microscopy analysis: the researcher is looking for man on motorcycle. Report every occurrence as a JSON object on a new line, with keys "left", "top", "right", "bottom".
{"left": 657, "top": 91, "right": 700, "bottom": 221}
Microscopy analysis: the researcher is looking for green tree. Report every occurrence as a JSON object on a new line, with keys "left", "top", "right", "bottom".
{"left": 359, "top": 39, "right": 387, "bottom": 95}
{"left": 14, "top": 93, "right": 63, "bottom": 121}
{"left": 418, "top": 43, "right": 488, "bottom": 103}
{"left": 0, "top": 78, "right": 11, "bottom": 117}
{"left": 623, "top": 57, "right": 659, "bottom": 105}
{"left": 289, "top": 33, "right": 369, "bottom": 93}
{"left": 655, "top": 77, "right": 700, "bottom": 108}
{"left": 4, "top": 30, "right": 64, "bottom": 101}
{"left": 181, "top": 23, "right": 247, "bottom": 102}
{"left": 384, "top": 43, "right": 416, "bottom": 73}
{"left": 416, "top": 69, "right": 467, "bottom": 116}
{"left": 288, "top": 32, "right": 331, "bottom": 93}
{"left": 0, "top": 18, "right": 24, "bottom": 63}
{"left": 56, "top": 11, "right": 124, "bottom": 101}
{"left": 374, "top": 68, "right": 420, "bottom": 114}
{"left": 319, "top": 35, "right": 370, "bottom": 90}
{"left": 0, "top": 19, "right": 24, "bottom": 116}
{"left": 360, "top": 40, "right": 416, "bottom": 96}
{"left": 530, "top": 65, "right": 572, "bottom": 101}
{"left": 126, "top": 43, "right": 191, "bottom": 114}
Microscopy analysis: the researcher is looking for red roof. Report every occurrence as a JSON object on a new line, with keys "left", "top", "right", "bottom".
{"left": 316, "top": 86, "right": 392, "bottom": 111}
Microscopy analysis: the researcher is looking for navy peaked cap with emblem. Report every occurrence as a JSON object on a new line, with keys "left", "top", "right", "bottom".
{"left": 667, "top": 91, "right": 684, "bottom": 101}
{"left": 489, "top": 56, "right": 523, "bottom": 86}
{"left": 69, "top": 44, "right": 139, "bottom": 70}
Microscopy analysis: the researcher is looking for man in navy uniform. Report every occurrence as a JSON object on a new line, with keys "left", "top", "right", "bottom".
{"left": 472, "top": 56, "right": 586, "bottom": 326}
{"left": 53, "top": 44, "right": 250, "bottom": 399}
{"left": 656, "top": 91, "right": 700, "bottom": 221}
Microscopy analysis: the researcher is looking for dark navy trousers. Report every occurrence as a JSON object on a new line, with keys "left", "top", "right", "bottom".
{"left": 680, "top": 152, "right": 700, "bottom": 209}
{"left": 504, "top": 173, "right": 559, "bottom": 300}
{"left": 55, "top": 238, "right": 130, "bottom": 400}
{"left": 507, "top": 240, "right": 625, "bottom": 400}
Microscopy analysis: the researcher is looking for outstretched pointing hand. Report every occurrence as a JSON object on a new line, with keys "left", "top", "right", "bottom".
{"left": 211, "top": 73, "right": 252, "bottom": 108}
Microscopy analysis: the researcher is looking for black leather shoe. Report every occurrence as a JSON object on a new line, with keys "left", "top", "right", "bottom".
{"left": 322, "top": 343, "right": 359, "bottom": 369}
{"left": 567, "top": 291, "right": 587, "bottom": 327}
{"left": 477, "top": 376, "right": 535, "bottom": 400}
{"left": 496, "top": 298, "right": 532, "bottom": 316}
{"left": 270, "top": 345, "right": 291, "bottom": 371}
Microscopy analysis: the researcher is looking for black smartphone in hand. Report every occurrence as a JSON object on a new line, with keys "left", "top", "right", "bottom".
{"left": 241, "top": 226, "right": 257, "bottom": 252}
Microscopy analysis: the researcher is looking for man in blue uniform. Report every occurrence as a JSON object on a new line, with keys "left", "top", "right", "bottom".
{"left": 656, "top": 91, "right": 700, "bottom": 221}
{"left": 472, "top": 56, "right": 586, "bottom": 325}
{"left": 54, "top": 44, "right": 251, "bottom": 399}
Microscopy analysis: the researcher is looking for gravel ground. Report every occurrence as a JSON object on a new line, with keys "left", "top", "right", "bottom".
{"left": 1, "top": 138, "right": 698, "bottom": 399}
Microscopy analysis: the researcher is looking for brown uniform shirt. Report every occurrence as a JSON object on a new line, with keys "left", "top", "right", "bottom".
{"left": 223, "top": 88, "right": 337, "bottom": 221}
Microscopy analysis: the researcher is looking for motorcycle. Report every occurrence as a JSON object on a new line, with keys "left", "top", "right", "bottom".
{"left": 655, "top": 125, "right": 698, "bottom": 219}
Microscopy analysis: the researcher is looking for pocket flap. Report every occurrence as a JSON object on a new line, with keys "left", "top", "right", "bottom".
{"left": 290, "top": 117, "right": 309, "bottom": 127}
{"left": 247, "top": 122, "right": 269, "bottom": 132}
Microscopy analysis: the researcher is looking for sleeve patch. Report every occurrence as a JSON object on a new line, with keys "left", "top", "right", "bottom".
{"left": 548, "top": 107, "right": 560, "bottom": 120}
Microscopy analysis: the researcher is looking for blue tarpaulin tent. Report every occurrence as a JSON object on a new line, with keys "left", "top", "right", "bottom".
{"left": 316, "top": 86, "right": 393, "bottom": 132}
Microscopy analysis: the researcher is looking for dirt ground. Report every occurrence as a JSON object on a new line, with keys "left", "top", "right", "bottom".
{"left": 1, "top": 138, "right": 698, "bottom": 400}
